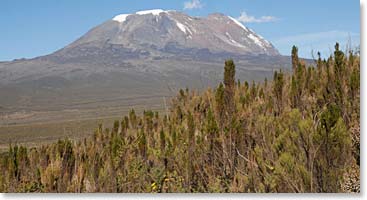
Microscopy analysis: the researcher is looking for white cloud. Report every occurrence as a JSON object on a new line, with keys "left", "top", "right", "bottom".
{"left": 183, "top": 0, "right": 203, "bottom": 10}
{"left": 237, "top": 11, "right": 278, "bottom": 23}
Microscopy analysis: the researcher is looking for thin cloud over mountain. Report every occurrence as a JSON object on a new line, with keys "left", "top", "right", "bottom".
{"left": 183, "top": 0, "right": 203, "bottom": 10}
{"left": 237, "top": 11, "right": 278, "bottom": 23}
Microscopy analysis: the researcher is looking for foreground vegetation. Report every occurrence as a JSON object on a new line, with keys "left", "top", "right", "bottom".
{"left": 0, "top": 44, "right": 360, "bottom": 193}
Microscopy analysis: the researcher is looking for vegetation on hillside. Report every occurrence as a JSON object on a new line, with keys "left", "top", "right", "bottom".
{"left": 0, "top": 44, "right": 360, "bottom": 193}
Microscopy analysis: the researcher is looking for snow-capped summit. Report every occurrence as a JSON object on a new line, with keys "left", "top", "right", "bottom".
{"left": 112, "top": 14, "right": 130, "bottom": 23}
{"left": 135, "top": 9, "right": 168, "bottom": 16}
{"left": 112, "top": 9, "right": 175, "bottom": 23}
{"left": 70, "top": 9, "right": 279, "bottom": 56}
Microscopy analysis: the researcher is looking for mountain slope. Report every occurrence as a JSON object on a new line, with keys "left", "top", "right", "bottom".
{"left": 0, "top": 9, "right": 289, "bottom": 121}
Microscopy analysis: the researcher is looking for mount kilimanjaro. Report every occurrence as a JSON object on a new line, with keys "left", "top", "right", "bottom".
{"left": 0, "top": 9, "right": 290, "bottom": 120}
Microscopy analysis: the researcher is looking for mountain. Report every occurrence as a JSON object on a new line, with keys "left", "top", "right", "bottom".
{"left": 0, "top": 9, "right": 290, "bottom": 123}
{"left": 55, "top": 9, "right": 279, "bottom": 59}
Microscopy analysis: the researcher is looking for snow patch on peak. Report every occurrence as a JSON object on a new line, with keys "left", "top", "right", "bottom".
{"left": 176, "top": 21, "right": 192, "bottom": 35}
{"left": 136, "top": 9, "right": 167, "bottom": 16}
{"left": 256, "top": 34, "right": 271, "bottom": 46}
{"left": 228, "top": 16, "right": 248, "bottom": 31}
{"left": 113, "top": 9, "right": 174, "bottom": 22}
{"left": 113, "top": 14, "right": 130, "bottom": 23}
{"left": 225, "top": 32, "right": 248, "bottom": 49}
{"left": 248, "top": 33, "right": 267, "bottom": 50}
{"left": 247, "top": 28, "right": 271, "bottom": 47}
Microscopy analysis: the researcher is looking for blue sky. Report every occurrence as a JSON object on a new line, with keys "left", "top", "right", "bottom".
{"left": 0, "top": 0, "right": 360, "bottom": 60}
